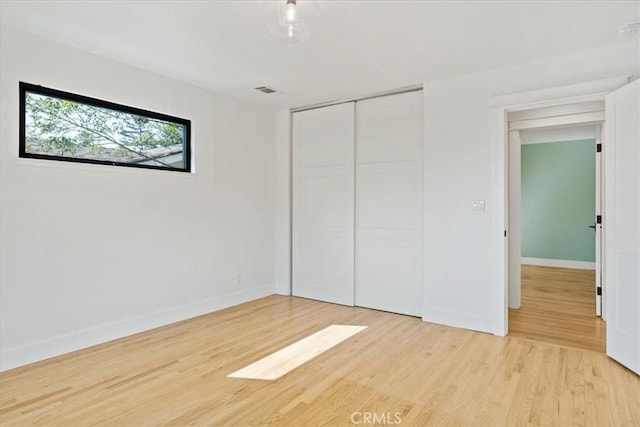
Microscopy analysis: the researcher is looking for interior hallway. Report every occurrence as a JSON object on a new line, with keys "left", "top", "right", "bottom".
{"left": 509, "top": 264, "right": 605, "bottom": 353}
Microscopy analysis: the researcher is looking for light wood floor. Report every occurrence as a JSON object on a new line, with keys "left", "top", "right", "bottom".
{"left": 509, "top": 264, "right": 605, "bottom": 353}
{"left": 1, "top": 295, "right": 638, "bottom": 426}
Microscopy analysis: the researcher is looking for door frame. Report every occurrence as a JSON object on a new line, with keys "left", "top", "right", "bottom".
{"left": 508, "top": 121, "right": 603, "bottom": 312}
{"left": 490, "top": 75, "right": 630, "bottom": 336}
{"left": 595, "top": 124, "right": 603, "bottom": 318}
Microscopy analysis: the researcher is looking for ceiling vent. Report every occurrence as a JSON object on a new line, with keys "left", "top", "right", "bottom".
{"left": 255, "top": 86, "right": 279, "bottom": 94}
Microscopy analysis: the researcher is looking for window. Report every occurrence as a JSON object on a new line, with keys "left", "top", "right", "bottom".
{"left": 19, "top": 82, "right": 191, "bottom": 172}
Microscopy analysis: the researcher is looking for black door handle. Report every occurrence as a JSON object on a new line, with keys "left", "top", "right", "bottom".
{"left": 589, "top": 224, "right": 596, "bottom": 229}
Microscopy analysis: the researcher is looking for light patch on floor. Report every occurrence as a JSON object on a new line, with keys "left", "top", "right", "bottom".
{"left": 228, "top": 324, "right": 367, "bottom": 380}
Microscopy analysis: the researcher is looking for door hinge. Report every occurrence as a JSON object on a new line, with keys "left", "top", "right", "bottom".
{"left": 597, "top": 215, "right": 602, "bottom": 224}
{"left": 596, "top": 143, "right": 602, "bottom": 153}
{"left": 504, "top": 230, "right": 507, "bottom": 237}
{"left": 597, "top": 287, "right": 602, "bottom": 296}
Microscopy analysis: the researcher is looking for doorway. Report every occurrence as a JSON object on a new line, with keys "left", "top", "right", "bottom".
{"left": 493, "top": 77, "right": 639, "bottom": 374}
{"left": 506, "top": 106, "right": 605, "bottom": 351}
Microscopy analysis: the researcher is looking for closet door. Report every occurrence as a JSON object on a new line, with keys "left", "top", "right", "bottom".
{"left": 355, "top": 92, "right": 423, "bottom": 316}
{"left": 292, "top": 103, "right": 355, "bottom": 306}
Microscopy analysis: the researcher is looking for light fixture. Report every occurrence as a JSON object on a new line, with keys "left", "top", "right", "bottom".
{"left": 266, "top": 0, "right": 319, "bottom": 45}
{"left": 283, "top": 0, "right": 297, "bottom": 24}
{"left": 278, "top": 0, "right": 304, "bottom": 44}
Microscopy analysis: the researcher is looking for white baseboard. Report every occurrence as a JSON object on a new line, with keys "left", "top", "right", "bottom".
{"left": 521, "top": 257, "right": 595, "bottom": 270}
{"left": 0, "top": 285, "right": 274, "bottom": 372}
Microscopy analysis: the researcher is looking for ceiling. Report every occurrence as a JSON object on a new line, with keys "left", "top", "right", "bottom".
{"left": 1, "top": 1, "right": 638, "bottom": 109}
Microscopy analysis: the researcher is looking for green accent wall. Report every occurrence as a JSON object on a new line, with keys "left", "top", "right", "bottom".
{"left": 521, "top": 139, "right": 595, "bottom": 262}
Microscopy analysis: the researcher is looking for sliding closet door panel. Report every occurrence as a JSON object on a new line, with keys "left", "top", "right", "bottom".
{"left": 356, "top": 91, "right": 423, "bottom": 316}
{"left": 357, "top": 168, "right": 413, "bottom": 229}
{"left": 292, "top": 103, "right": 355, "bottom": 306}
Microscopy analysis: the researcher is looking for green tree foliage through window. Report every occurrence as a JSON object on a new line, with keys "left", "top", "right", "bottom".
{"left": 20, "top": 83, "right": 191, "bottom": 172}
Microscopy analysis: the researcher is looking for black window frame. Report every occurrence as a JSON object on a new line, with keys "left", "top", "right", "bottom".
{"left": 19, "top": 82, "right": 192, "bottom": 173}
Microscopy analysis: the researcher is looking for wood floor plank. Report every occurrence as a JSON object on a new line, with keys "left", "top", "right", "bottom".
{"left": 509, "top": 264, "right": 605, "bottom": 353}
{"left": 0, "top": 294, "right": 637, "bottom": 426}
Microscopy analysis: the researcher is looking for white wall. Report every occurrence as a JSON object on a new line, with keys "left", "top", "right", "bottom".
{"left": 274, "top": 109, "right": 291, "bottom": 295}
{"left": 0, "top": 27, "right": 277, "bottom": 371}
{"left": 422, "top": 41, "right": 639, "bottom": 334}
